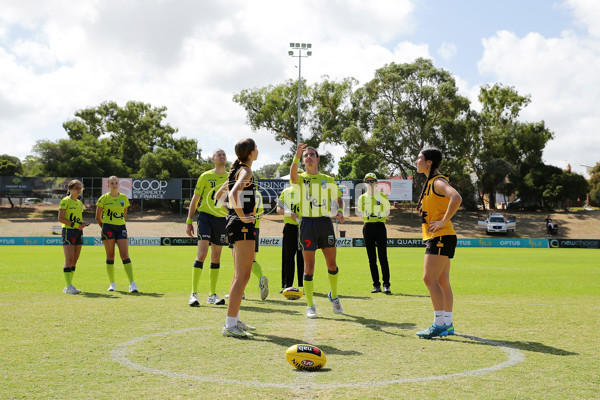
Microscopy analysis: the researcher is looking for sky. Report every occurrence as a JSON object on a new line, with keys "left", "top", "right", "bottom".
{"left": 0, "top": 0, "right": 598, "bottom": 176}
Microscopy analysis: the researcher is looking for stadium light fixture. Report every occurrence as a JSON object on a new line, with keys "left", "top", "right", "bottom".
{"left": 288, "top": 42, "right": 313, "bottom": 148}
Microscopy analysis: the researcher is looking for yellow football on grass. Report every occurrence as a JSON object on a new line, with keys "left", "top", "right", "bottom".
{"left": 285, "top": 344, "right": 326, "bottom": 370}
{"left": 282, "top": 287, "right": 303, "bottom": 300}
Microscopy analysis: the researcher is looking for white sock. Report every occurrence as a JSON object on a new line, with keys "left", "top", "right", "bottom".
{"left": 434, "top": 311, "right": 444, "bottom": 326}
{"left": 444, "top": 311, "right": 453, "bottom": 326}
{"left": 225, "top": 316, "right": 238, "bottom": 329}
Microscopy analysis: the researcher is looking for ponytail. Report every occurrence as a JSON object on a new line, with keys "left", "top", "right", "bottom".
{"left": 227, "top": 159, "right": 241, "bottom": 185}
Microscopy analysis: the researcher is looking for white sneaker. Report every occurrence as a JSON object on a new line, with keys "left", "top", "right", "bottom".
{"left": 222, "top": 325, "right": 253, "bottom": 338}
{"left": 259, "top": 276, "right": 269, "bottom": 301}
{"left": 207, "top": 294, "right": 225, "bottom": 305}
{"left": 129, "top": 282, "right": 138, "bottom": 293}
{"left": 237, "top": 320, "right": 256, "bottom": 331}
{"left": 306, "top": 306, "right": 317, "bottom": 319}
{"left": 328, "top": 291, "right": 343, "bottom": 314}
{"left": 107, "top": 282, "right": 116, "bottom": 292}
{"left": 64, "top": 285, "right": 80, "bottom": 295}
{"left": 188, "top": 292, "right": 200, "bottom": 307}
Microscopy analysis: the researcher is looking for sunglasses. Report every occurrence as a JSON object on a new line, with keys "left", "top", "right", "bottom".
{"left": 365, "top": 180, "right": 377, "bottom": 183}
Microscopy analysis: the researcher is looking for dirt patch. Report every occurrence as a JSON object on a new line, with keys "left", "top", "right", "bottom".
{"left": 1, "top": 204, "right": 598, "bottom": 239}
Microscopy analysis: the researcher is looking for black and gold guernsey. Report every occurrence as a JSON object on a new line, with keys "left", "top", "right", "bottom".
{"left": 420, "top": 174, "right": 457, "bottom": 241}
{"left": 227, "top": 162, "right": 256, "bottom": 221}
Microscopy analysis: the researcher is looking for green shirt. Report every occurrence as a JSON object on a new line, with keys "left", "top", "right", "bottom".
{"left": 254, "top": 192, "right": 264, "bottom": 229}
{"left": 194, "top": 170, "right": 228, "bottom": 218}
{"left": 96, "top": 192, "right": 130, "bottom": 226}
{"left": 279, "top": 186, "right": 301, "bottom": 225}
{"left": 59, "top": 196, "right": 84, "bottom": 229}
{"left": 294, "top": 172, "right": 342, "bottom": 218}
{"left": 357, "top": 192, "right": 391, "bottom": 223}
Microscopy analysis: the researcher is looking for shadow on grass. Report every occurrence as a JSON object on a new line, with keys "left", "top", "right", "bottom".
{"left": 252, "top": 333, "right": 362, "bottom": 356}
{"left": 80, "top": 292, "right": 118, "bottom": 299}
{"left": 240, "top": 304, "right": 301, "bottom": 316}
{"left": 320, "top": 313, "right": 416, "bottom": 337}
{"left": 119, "top": 291, "right": 164, "bottom": 298}
{"left": 454, "top": 334, "right": 578, "bottom": 356}
{"left": 313, "top": 292, "right": 370, "bottom": 300}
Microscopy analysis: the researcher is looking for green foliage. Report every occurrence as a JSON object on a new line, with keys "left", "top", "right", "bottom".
{"left": 255, "top": 163, "right": 282, "bottom": 179}
{"left": 31, "top": 101, "right": 202, "bottom": 178}
{"left": 587, "top": 162, "right": 600, "bottom": 205}
{"left": 336, "top": 152, "right": 386, "bottom": 180}
{"left": 0, "top": 154, "right": 22, "bottom": 175}
{"left": 519, "top": 164, "right": 589, "bottom": 210}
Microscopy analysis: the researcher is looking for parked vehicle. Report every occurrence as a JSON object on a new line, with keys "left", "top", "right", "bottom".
{"left": 478, "top": 212, "right": 516, "bottom": 234}
{"left": 23, "top": 198, "right": 43, "bottom": 205}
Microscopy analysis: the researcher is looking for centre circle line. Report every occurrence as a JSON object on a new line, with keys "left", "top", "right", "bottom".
{"left": 110, "top": 326, "right": 525, "bottom": 389}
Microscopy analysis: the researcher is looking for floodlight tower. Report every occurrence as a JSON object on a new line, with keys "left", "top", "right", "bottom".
{"left": 288, "top": 43, "right": 312, "bottom": 148}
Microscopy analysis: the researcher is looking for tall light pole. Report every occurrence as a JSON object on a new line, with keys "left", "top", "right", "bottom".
{"left": 288, "top": 43, "right": 312, "bottom": 148}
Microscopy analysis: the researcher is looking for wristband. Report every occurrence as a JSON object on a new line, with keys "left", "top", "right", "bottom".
{"left": 70, "top": 221, "right": 75, "bottom": 227}
{"left": 293, "top": 157, "right": 300, "bottom": 164}
{"left": 186, "top": 217, "right": 193, "bottom": 224}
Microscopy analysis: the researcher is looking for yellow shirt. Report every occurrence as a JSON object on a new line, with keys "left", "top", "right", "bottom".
{"left": 294, "top": 172, "right": 342, "bottom": 218}
{"left": 279, "top": 186, "right": 301, "bottom": 225}
{"left": 420, "top": 174, "right": 456, "bottom": 240}
{"left": 357, "top": 192, "right": 390, "bottom": 223}
{"left": 194, "top": 170, "right": 228, "bottom": 217}
{"left": 96, "top": 192, "right": 130, "bottom": 226}
{"left": 59, "top": 196, "right": 84, "bottom": 229}
{"left": 254, "top": 192, "right": 264, "bottom": 229}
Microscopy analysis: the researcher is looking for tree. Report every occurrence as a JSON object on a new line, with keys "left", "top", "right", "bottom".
{"left": 233, "top": 77, "right": 355, "bottom": 172}
{"left": 255, "top": 163, "right": 282, "bottom": 179}
{"left": 586, "top": 163, "right": 600, "bottom": 206}
{"left": 33, "top": 101, "right": 202, "bottom": 178}
{"left": 344, "top": 58, "right": 471, "bottom": 180}
{"left": 138, "top": 148, "right": 191, "bottom": 180}
{"left": 0, "top": 154, "right": 22, "bottom": 176}
{"left": 336, "top": 153, "right": 387, "bottom": 180}
{"left": 466, "top": 84, "right": 554, "bottom": 209}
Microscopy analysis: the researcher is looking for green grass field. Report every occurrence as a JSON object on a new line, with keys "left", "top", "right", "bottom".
{"left": 1, "top": 246, "right": 598, "bottom": 399}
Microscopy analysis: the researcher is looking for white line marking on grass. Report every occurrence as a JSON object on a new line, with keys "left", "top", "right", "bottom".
{"left": 110, "top": 327, "right": 525, "bottom": 388}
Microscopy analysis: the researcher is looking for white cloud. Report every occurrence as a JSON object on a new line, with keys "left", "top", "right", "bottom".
{"left": 437, "top": 42, "right": 457, "bottom": 60}
{"left": 477, "top": 26, "right": 600, "bottom": 174}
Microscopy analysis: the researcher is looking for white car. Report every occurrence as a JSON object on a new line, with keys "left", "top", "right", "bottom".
{"left": 478, "top": 212, "right": 516, "bottom": 234}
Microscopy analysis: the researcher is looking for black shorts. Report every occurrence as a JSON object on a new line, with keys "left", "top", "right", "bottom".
{"left": 229, "top": 228, "right": 260, "bottom": 252}
{"left": 102, "top": 223, "right": 128, "bottom": 241}
{"left": 226, "top": 219, "right": 256, "bottom": 245}
{"left": 198, "top": 212, "right": 227, "bottom": 246}
{"left": 62, "top": 228, "right": 83, "bottom": 246}
{"left": 425, "top": 235, "right": 457, "bottom": 259}
{"left": 299, "top": 217, "right": 336, "bottom": 251}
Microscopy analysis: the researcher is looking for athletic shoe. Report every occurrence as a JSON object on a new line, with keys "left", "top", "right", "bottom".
{"left": 188, "top": 292, "right": 200, "bottom": 307}
{"left": 259, "top": 276, "right": 269, "bottom": 300}
{"left": 371, "top": 286, "right": 381, "bottom": 293}
{"left": 446, "top": 323, "right": 455, "bottom": 336}
{"left": 64, "top": 285, "right": 80, "bottom": 295}
{"left": 237, "top": 320, "right": 256, "bottom": 331}
{"left": 207, "top": 294, "right": 225, "bottom": 305}
{"left": 279, "top": 288, "right": 284, "bottom": 294}
{"left": 306, "top": 306, "right": 317, "bottom": 319}
{"left": 107, "top": 282, "right": 116, "bottom": 292}
{"left": 416, "top": 323, "right": 448, "bottom": 339}
{"left": 222, "top": 325, "right": 253, "bottom": 338}
{"left": 383, "top": 285, "right": 391, "bottom": 295}
{"left": 128, "top": 282, "right": 138, "bottom": 293}
{"left": 328, "top": 291, "right": 344, "bottom": 315}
